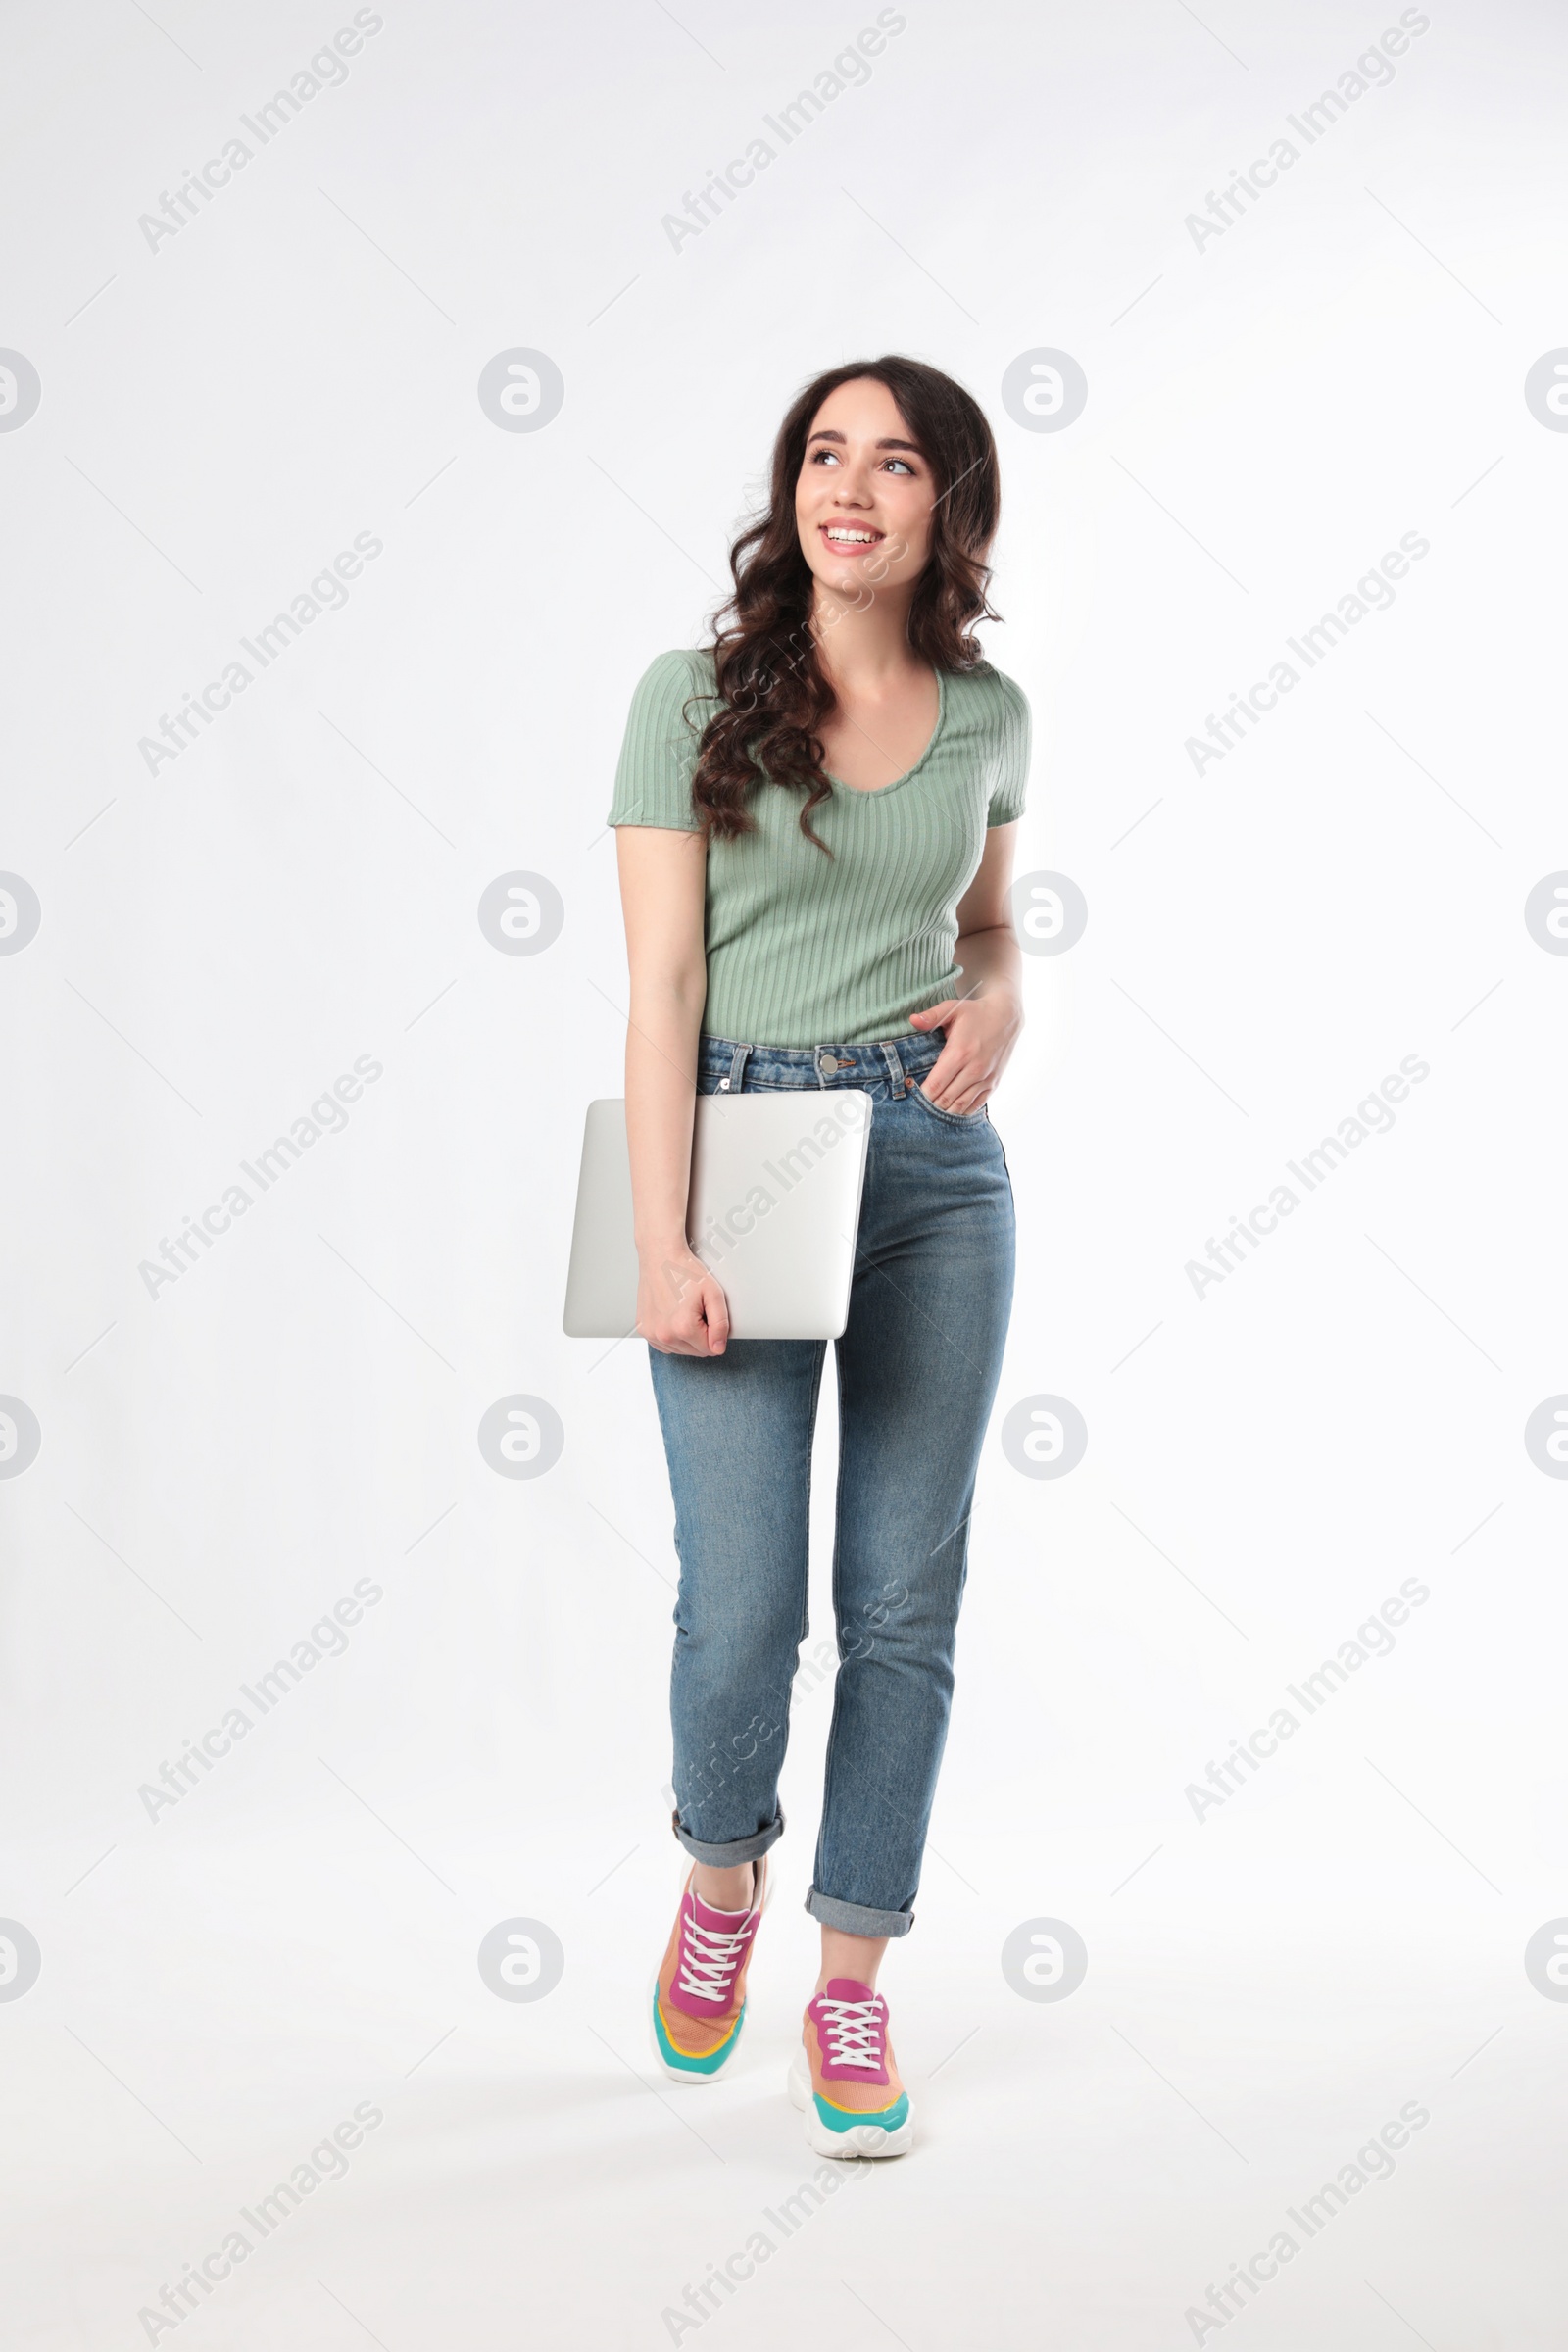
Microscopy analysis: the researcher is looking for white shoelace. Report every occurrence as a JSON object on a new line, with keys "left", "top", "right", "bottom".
{"left": 816, "top": 1995, "right": 885, "bottom": 2071}
{"left": 676, "top": 1910, "right": 754, "bottom": 2002}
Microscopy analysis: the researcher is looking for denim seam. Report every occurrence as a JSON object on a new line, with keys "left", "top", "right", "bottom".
{"left": 798, "top": 1341, "right": 828, "bottom": 1646}
{"left": 814, "top": 1343, "right": 858, "bottom": 1906}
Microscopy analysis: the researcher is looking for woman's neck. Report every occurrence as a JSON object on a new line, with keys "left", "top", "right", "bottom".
{"left": 808, "top": 582, "right": 924, "bottom": 692}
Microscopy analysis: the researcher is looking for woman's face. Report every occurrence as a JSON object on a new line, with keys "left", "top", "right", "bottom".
{"left": 793, "top": 376, "right": 937, "bottom": 610}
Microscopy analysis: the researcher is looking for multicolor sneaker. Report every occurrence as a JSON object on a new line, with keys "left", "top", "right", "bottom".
{"left": 649, "top": 1857, "right": 769, "bottom": 2084}
{"left": 788, "top": 1978, "right": 914, "bottom": 2157}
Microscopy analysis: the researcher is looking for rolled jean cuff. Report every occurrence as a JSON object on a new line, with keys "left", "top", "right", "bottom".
{"left": 806, "top": 1887, "right": 914, "bottom": 1939}
{"left": 670, "top": 1804, "right": 784, "bottom": 1868}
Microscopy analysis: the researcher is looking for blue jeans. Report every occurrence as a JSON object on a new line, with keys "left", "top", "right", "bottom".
{"left": 647, "top": 1029, "right": 1016, "bottom": 1939}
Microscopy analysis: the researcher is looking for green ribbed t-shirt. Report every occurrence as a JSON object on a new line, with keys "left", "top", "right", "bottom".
{"left": 608, "top": 647, "right": 1030, "bottom": 1048}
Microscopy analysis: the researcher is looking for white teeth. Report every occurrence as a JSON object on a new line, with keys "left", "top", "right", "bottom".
{"left": 826, "top": 527, "right": 876, "bottom": 543}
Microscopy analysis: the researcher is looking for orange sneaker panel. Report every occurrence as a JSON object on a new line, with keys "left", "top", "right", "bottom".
{"left": 801, "top": 2012, "right": 907, "bottom": 2115}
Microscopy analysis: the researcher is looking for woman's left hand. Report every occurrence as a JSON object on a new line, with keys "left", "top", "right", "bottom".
{"left": 907, "top": 987, "right": 1022, "bottom": 1114}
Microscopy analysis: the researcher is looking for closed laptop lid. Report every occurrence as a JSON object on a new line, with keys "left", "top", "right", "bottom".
{"left": 563, "top": 1091, "right": 872, "bottom": 1341}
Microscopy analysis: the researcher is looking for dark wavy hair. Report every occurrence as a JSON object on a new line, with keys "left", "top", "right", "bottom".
{"left": 687, "top": 355, "right": 1002, "bottom": 852}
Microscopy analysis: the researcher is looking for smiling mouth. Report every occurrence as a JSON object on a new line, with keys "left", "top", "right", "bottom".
{"left": 820, "top": 522, "right": 884, "bottom": 550}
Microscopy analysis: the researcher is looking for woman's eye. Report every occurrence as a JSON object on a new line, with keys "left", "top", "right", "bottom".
{"left": 885, "top": 458, "right": 913, "bottom": 474}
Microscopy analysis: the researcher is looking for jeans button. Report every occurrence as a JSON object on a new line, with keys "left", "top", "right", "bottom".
{"left": 819, "top": 1054, "right": 841, "bottom": 1073}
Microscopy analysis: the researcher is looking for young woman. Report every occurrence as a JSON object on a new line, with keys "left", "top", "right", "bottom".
{"left": 608, "top": 355, "right": 1030, "bottom": 2159}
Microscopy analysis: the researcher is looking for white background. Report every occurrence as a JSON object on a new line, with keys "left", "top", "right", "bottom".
{"left": 3, "top": 1, "right": 1567, "bottom": 2345}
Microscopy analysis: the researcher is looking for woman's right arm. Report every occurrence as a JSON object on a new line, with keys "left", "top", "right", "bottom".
{"left": 613, "top": 825, "right": 731, "bottom": 1356}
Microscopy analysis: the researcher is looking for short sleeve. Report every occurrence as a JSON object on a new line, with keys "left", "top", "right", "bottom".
{"left": 986, "top": 668, "right": 1031, "bottom": 826}
{"left": 606, "top": 650, "right": 711, "bottom": 831}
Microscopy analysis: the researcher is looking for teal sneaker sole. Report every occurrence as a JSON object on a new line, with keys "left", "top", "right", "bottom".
{"left": 650, "top": 1980, "right": 746, "bottom": 2083}
{"left": 788, "top": 2042, "right": 914, "bottom": 2157}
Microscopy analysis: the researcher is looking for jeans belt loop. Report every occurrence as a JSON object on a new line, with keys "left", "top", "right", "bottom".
{"left": 878, "top": 1039, "right": 906, "bottom": 1098}
{"left": 726, "top": 1042, "right": 752, "bottom": 1093}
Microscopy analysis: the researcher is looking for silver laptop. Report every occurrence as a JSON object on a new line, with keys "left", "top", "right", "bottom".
{"left": 563, "top": 1090, "right": 872, "bottom": 1340}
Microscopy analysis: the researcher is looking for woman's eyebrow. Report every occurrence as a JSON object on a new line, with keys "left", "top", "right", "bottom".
{"left": 806, "top": 428, "right": 924, "bottom": 455}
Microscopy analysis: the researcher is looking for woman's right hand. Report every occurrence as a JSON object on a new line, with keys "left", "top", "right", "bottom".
{"left": 637, "top": 1246, "right": 731, "bottom": 1356}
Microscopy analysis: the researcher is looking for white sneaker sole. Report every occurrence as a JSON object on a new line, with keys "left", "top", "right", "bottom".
{"left": 788, "top": 2043, "right": 915, "bottom": 2159}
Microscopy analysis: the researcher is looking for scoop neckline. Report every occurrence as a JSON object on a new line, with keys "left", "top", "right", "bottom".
{"left": 824, "top": 666, "right": 948, "bottom": 800}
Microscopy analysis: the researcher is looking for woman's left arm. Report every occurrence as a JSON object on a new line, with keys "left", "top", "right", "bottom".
{"left": 907, "top": 820, "right": 1023, "bottom": 1114}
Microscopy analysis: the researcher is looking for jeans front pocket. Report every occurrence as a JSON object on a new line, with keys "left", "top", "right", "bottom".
{"left": 909, "top": 1076, "right": 991, "bottom": 1127}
